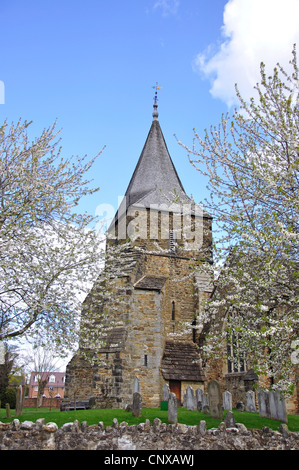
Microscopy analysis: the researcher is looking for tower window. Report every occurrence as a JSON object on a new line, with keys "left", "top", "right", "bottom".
{"left": 144, "top": 355, "right": 148, "bottom": 367}
{"left": 171, "top": 301, "right": 175, "bottom": 321}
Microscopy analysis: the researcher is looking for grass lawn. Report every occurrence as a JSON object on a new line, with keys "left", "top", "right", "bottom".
{"left": 1, "top": 407, "right": 299, "bottom": 432}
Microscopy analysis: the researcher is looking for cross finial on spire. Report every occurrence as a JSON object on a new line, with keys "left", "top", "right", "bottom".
{"left": 152, "top": 82, "right": 162, "bottom": 120}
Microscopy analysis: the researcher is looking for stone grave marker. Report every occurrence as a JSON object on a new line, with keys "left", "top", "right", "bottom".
{"left": 258, "top": 390, "right": 270, "bottom": 418}
{"left": 132, "top": 392, "right": 142, "bottom": 417}
{"left": 15, "top": 385, "right": 23, "bottom": 417}
{"left": 202, "top": 393, "right": 209, "bottom": 413}
{"left": 168, "top": 392, "right": 177, "bottom": 424}
{"left": 246, "top": 390, "right": 256, "bottom": 413}
{"left": 133, "top": 376, "right": 141, "bottom": 394}
{"left": 269, "top": 390, "right": 287, "bottom": 423}
{"left": 224, "top": 411, "right": 236, "bottom": 428}
{"left": 236, "top": 401, "right": 245, "bottom": 412}
{"left": 186, "top": 386, "right": 195, "bottom": 411}
{"left": 163, "top": 384, "right": 170, "bottom": 402}
{"left": 196, "top": 388, "right": 204, "bottom": 411}
{"left": 208, "top": 380, "right": 222, "bottom": 419}
{"left": 223, "top": 391, "right": 232, "bottom": 411}
{"left": 275, "top": 392, "right": 287, "bottom": 423}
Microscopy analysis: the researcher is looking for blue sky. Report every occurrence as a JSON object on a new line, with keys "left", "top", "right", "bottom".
{"left": 1, "top": 0, "right": 298, "bottom": 226}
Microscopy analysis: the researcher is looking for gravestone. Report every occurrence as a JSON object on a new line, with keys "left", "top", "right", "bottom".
{"left": 236, "top": 401, "right": 245, "bottom": 412}
{"left": 186, "top": 386, "right": 195, "bottom": 411}
{"left": 196, "top": 388, "right": 204, "bottom": 411}
{"left": 163, "top": 384, "right": 170, "bottom": 402}
{"left": 222, "top": 391, "right": 232, "bottom": 411}
{"left": 168, "top": 392, "right": 177, "bottom": 424}
{"left": 202, "top": 393, "right": 209, "bottom": 412}
{"left": 258, "top": 390, "right": 270, "bottom": 418}
{"left": 246, "top": 390, "right": 256, "bottom": 413}
{"left": 208, "top": 380, "right": 222, "bottom": 419}
{"left": 15, "top": 385, "right": 23, "bottom": 417}
{"left": 132, "top": 392, "right": 142, "bottom": 417}
{"left": 133, "top": 376, "right": 141, "bottom": 394}
{"left": 224, "top": 411, "right": 236, "bottom": 428}
{"left": 275, "top": 392, "right": 287, "bottom": 423}
{"left": 269, "top": 391, "right": 287, "bottom": 423}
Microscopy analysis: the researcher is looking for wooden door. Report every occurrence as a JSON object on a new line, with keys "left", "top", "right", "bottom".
{"left": 169, "top": 380, "right": 181, "bottom": 404}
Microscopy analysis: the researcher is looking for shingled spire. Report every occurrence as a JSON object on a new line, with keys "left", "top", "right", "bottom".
{"left": 111, "top": 99, "right": 191, "bottom": 229}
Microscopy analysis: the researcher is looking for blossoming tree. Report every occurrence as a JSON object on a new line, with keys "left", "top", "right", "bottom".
{"left": 0, "top": 119, "right": 104, "bottom": 356}
{"left": 181, "top": 46, "right": 299, "bottom": 394}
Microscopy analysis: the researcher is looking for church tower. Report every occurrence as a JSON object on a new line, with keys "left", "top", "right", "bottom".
{"left": 64, "top": 93, "right": 213, "bottom": 408}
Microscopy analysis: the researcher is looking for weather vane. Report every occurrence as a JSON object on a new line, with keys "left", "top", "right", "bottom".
{"left": 152, "top": 82, "right": 162, "bottom": 104}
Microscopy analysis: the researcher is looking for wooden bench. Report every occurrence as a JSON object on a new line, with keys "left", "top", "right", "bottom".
{"left": 60, "top": 400, "right": 90, "bottom": 411}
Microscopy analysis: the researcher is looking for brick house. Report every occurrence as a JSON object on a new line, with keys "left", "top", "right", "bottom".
{"left": 28, "top": 372, "right": 66, "bottom": 398}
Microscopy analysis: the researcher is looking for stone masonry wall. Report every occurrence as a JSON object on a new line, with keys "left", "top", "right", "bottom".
{"left": 64, "top": 209, "right": 213, "bottom": 409}
{"left": 0, "top": 417, "right": 298, "bottom": 450}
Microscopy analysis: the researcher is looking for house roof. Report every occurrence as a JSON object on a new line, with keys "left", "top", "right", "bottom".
{"left": 161, "top": 340, "right": 206, "bottom": 382}
{"left": 29, "top": 371, "right": 65, "bottom": 387}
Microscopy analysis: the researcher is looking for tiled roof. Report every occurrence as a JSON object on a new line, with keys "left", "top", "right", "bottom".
{"left": 29, "top": 371, "right": 65, "bottom": 387}
{"left": 161, "top": 341, "right": 206, "bottom": 382}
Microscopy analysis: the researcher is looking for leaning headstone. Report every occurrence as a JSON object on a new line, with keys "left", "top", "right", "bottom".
{"left": 258, "top": 390, "right": 270, "bottom": 418}
{"left": 132, "top": 392, "right": 142, "bottom": 417}
{"left": 223, "top": 391, "right": 232, "bottom": 411}
{"left": 224, "top": 411, "right": 236, "bottom": 428}
{"left": 186, "top": 386, "right": 195, "bottom": 411}
{"left": 133, "top": 376, "right": 141, "bottom": 394}
{"left": 208, "top": 380, "right": 222, "bottom": 419}
{"left": 246, "top": 390, "right": 256, "bottom": 413}
{"left": 168, "top": 392, "right": 177, "bottom": 424}
{"left": 163, "top": 384, "right": 170, "bottom": 402}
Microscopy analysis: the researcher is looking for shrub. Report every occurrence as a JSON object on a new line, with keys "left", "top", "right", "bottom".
{"left": 0, "top": 388, "right": 16, "bottom": 409}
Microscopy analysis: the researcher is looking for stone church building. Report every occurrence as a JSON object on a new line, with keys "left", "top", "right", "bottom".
{"left": 64, "top": 98, "right": 298, "bottom": 413}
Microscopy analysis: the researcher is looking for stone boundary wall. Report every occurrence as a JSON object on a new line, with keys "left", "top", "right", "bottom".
{"left": 0, "top": 417, "right": 298, "bottom": 451}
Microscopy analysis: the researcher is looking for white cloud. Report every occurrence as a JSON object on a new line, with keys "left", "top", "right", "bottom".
{"left": 153, "top": 0, "right": 179, "bottom": 16}
{"left": 194, "top": 0, "right": 299, "bottom": 107}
